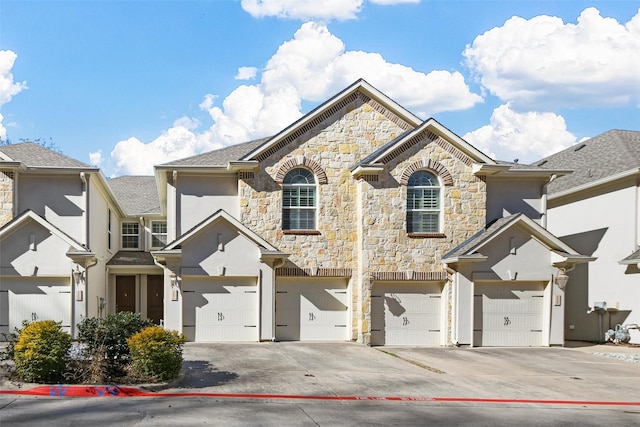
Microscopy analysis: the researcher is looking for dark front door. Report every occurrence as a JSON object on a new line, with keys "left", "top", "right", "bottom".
{"left": 116, "top": 276, "right": 136, "bottom": 313}
{"left": 147, "top": 275, "right": 164, "bottom": 324}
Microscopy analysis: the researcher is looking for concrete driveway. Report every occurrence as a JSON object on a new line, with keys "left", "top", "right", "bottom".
{"left": 165, "top": 342, "right": 640, "bottom": 403}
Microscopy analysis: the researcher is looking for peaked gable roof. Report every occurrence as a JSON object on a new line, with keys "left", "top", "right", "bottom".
{"left": 240, "top": 79, "right": 423, "bottom": 162}
{"left": 537, "top": 130, "right": 640, "bottom": 196}
{"left": 0, "top": 142, "right": 93, "bottom": 169}
{"left": 0, "top": 210, "right": 88, "bottom": 252}
{"left": 107, "top": 176, "right": 161, "bottom": 215}
{"left": 352, "top": 118, "right": 496, "bottom": 173}
{"left": 620, "top": 248, "right": 640, "bottom": 265}
{"left": 442, "top": 213, "right": 592, "bottom": 264}
{"left": 160, "top": 209, "right": 283, "bottom": 256}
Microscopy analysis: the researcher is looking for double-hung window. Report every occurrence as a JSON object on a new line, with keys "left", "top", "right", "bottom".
{"left": 407, "top": 171, "right": 441, "bottom": 233}
{"left": 121, "top": 222, "right": 140, "bottom": 249}
{"left": 151, "top": 221, "right": 167, "bottom": 248}
{"left": 282, "top": 168, "right": 317, "bottom": 230}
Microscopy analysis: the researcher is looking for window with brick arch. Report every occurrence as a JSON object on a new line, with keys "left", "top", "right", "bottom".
{"left": 406, "top": 170, "right": 441, "bottom": 233}
{"left": 282, "top": 168, "right": 317, "bottom": 230}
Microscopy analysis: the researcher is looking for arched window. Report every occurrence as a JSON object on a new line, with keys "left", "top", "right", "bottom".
{"left": 283, "top": 168, "right": 317, "bottom": 230}
{"left": 407, "top": 170, "right": 441, "bottom": 233}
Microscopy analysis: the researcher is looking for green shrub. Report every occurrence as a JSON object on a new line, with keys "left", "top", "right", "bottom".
{"left": 77, "top": 312, "right": 154, "bottom": 380}
{"left": 127, "top": 326, "right": 186, "bottom": 382}
{"left": 13, "top": 320, "right": 71, "bottom": 383}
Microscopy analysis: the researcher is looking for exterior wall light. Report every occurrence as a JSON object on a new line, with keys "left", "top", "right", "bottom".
{"left": 555, "top": 270, "right": 569, "bottom": 290}
{"left": 73, "top": 267, "right": 85, "bottom": 301}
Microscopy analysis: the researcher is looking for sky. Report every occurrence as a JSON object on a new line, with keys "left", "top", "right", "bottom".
{"left": 0, "top": 0, "right": 639, "bottom": 177}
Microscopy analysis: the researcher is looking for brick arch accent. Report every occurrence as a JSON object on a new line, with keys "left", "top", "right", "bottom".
{"left": 400, "top": 159, "right": 454, "bottom": 186}
{"left": 275, "top": 156, "right": 328, "bottom": 184}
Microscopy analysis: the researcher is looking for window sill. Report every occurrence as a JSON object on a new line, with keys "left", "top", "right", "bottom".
{"left": 283, "top": 230, "right": 321, "bottom": 235}
{"left": 408, "top": 233, "right": 447, "bottom": 239}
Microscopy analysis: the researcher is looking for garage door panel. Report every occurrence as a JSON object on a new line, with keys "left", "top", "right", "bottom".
{"left": 371, "top": 282, "right": 442, "bottom": 346}
{"left": 474, "top": 282, "right": 545, "bottom": 347}
{"left": 276, "top": 279, "right": 349, "bottom": 341}
{"left": 0, "top": 278, "right": 71, "bottom": 341}
{"left": 182, "top": 278, "right": 257, "bottom": 342}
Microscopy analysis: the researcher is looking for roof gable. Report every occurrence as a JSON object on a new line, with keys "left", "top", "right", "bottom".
{"left": 352, "top": 118, "right": 495, "bottom": 174}
{"left": 0, "top": 210, "right": 87, "bottom": 252}
{"left": 443, "top": 213, "right": 587, "bottom": 262}
{"left": 162, "top": 209, "right": 280, "bottom": 252}
{"left": 240, "top": 79, "right": 422, "bottom": 163}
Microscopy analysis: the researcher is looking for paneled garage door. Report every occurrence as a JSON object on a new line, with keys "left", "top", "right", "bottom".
{"left": 474, "top": 282, "right": 545, "bottom": 347}
{"left": 0, "top": 277, "right": 71, "bottom": 340}
{"left": 276, "top": 278, "right": 349, "bottom": 341}
{"left": 182, "top": 277, "right": 257, "bottom": 342}
{"left": 371, "top": 282, "right": 442, "bottom": 346}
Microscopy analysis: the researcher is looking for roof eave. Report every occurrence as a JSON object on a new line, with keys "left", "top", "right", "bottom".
{"left": 442, "top": 254, "right": 489, "bottom": 265}
{"left": 549, "top": 168, "right": 640, "bottom": 201}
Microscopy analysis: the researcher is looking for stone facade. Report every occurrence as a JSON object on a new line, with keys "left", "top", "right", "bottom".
{"left": 0, "top": 170, "right": 14, "bottom": 227}
{"left": 237, "top": 93, "right": 487, "bottom": 343}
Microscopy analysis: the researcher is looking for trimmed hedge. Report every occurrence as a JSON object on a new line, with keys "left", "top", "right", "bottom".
{"left": 13, "top": 320, "right": 71, "bottom": 383}
{"left": 127, "top": 326, "right": 186, "bottom": 382}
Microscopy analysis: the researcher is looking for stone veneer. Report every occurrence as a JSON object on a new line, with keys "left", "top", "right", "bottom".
{"left": 0, "top": 170, "right": 14, "bottom": 227}
{"left": 239, "top": 94, "right": 486, "bottom": 344}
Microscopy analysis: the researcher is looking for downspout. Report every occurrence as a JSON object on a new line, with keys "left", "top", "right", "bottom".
{"left": 80, "top": 172, "right": 88, "bottom": 246}
{"left": 541, "top": 174, "right": 556, "bottom": 229}
{"left": 172, "top": 170, "right": 178, "bottom": 241}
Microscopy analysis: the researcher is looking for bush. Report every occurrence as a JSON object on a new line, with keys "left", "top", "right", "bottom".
{"left": 77, "top": 312, "right": 154, "bottom": 380}
{"left": 127, "top": 326, "right": 186, "bottom": 382}
{"left": 13, "top": 320, "right": 71, "bottom": 383}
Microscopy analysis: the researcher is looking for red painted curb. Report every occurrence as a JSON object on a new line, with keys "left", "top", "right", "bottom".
{"left": 1, "top": 385, "right": 640, "bottom": 406}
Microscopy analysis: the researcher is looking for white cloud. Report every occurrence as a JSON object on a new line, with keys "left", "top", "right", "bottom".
{"left": 464, "top": 7, "right": 640, "bottom": 109}
{"left": 89, "top": 150, "right": 102, "bottom": 167}
{"left": 241, "top": 0, "right": 363, "bottom": 21}
{"left": 463, "top": 104, "right": 577, "bottom": 163}
{"left": 0, "top": 50, "right": 27, "bottom": 141}
{"left": 0, "top": 50, "right": 27, "bottom": 107}
{"left": 107, "top": 22, "right": 482, "bottom": 176}
{"left": 235, "top": 66, "right": 258, "bottom": 80}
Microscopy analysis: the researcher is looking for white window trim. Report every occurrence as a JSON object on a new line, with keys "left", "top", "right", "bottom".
{"left": 121, "top": 221, "right": 140, "bottom": 250}
{"left": 282, "top": 168, "right": 318, "bottom": 231}
{"left": 150, "top": 220, "right": 168, "bottom": 249}
{"left": 406, "top": 171, "right": 443, "bottom": 234}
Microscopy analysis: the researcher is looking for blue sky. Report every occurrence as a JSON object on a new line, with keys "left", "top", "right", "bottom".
{"left": 1, "top": 0, "right": 638, "bottom": 176}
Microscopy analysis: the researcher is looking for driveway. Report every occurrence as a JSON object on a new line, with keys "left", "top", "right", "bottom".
{"left": 164, "top": 342, "right": 640, "bottom": 403}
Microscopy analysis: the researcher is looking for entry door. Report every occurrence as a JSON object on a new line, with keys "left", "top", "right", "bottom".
{"left": 147, "top": 275, "right": 164, "bottom": 324}
{"left": 116, "top": 276, "right": 136, "bottom": 313}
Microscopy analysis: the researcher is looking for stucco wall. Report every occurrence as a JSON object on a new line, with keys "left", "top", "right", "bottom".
{"left": 177, "top": 173, "right": 238, "bottom": 235}
{"left": 548, "top": 181, "right": 640, "bottom": 343}
{"left": 18, "top": 174, "right": 85, "bottom": 243}
{"left": 486, "top": 177, "right": 546, "bottom": 225}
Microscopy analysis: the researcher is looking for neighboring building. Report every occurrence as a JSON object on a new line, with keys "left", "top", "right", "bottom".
{"left": 0, "top": 142, "right": 120, "bottom": 337}
{"left": 541, "top": 130, "right": 640, "bottom": 343}
{"left": 1, "top": 80, "right": 614, "bottom": 346}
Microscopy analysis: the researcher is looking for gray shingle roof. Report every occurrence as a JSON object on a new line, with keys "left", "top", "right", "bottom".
{"left": 160, "top": 137, "right": 271, "bottom": 167}
{"left": 536, "top": 130, "right": 640, "bottom": 195}
{"left": 107, "top": 176, "right": 160, "bottom": 215}
{"left": 0, "top": 142, "right": 91, "bottom": 168}
{"left": 107, "top": 251, "right": 156, "bottom": 266}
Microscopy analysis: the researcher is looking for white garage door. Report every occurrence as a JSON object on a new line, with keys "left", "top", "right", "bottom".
{"left": 0, "top": 277, "right": 71, "bottom": 340}
{"left": 371, "top": 282, "right": 442, "bottom": 346}
{"left": 276, "top": 278, "right": 349, "bottom": 341}
{"left": 474, "top": 282, "right": 545, "bottom": 347}
{"left": 182, "top": 277, "right": 257, "bottom": 342}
